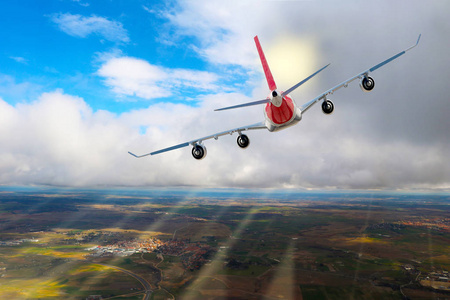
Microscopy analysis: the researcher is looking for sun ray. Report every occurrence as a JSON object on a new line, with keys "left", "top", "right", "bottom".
{"left": 180, "top": 205, "right": 262, "bottom": 299}
{"left": 349, "top": 195, "right": 374, "bottom": 300}
{"left": 264, "top": 239, "right": 299, "bottom": 299}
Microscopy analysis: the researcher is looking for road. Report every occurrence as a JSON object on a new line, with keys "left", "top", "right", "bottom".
{"left": 172, "top": 222, "right": 190, "bottom": 240}
{"left": 96, "top": 263, "right": 152, "bottom": 300}
{"left": 400, "top": 271, "right": 421, "bottom": 299}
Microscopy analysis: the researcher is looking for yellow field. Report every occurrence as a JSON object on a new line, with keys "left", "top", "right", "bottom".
{"left": 20, "top": 247, "right": 86, "bottom": 259}
{"left": 0, "top": 278, "right": 66, "bottom": 299}
{"left": 343, "top": 236, "right": 389, "bottom": 245}
{"left": 69, "top": 263, "right": 112, "bottom": 275}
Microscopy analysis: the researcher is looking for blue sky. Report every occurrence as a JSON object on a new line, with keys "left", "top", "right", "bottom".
{"left": 1, "top": 0, "right": 246, "bottom": 112}
{"left": 0, "top": 0, "right": 449, "bottom": 191}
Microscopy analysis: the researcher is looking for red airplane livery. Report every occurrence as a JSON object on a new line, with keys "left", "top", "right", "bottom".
{"left": 129, "top": 35, "right": 420, "bottom": 160}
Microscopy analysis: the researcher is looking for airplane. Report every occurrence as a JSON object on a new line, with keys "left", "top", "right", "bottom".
{"left": 129, "top": 34, "right": 421, "bottom": 160}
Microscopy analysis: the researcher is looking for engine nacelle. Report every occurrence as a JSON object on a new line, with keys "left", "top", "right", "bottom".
{"left": 322, "top": 99, "right": 334, "bottom": 115}
{"left": 360, "top": 76, "right": 375, "bottom": 92}
{"left": 191, "top": 144, "right": 207, "bottom": 160}
{"left": 237, "top": 134, "right": 250, "bottom": 149}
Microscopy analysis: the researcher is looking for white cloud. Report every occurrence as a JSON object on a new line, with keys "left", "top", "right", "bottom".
{"left": 0, "top": 75, "right": 42, "bottom": 101}
{"left": 0, "top": 91, "right": 131, "bottom": 186}
{"left": 97, "top": 56, "right": 219, "bottom": 100}
{"left": 161, "top": 0, "right": 267, "bottom": 67}
{"left": 2, "top": 0, "right": 448, "bottom": 191}
{"left": 50, "top": 13, "right": 129, "bottom": 43}
{"left": 0, "top": 90, "right": 448, "bottom": 191}
{"left": 72, "top": 0, "right": 89, "bottom": 7}
{"left": 140, "top": 0, "right": 450, "bottom": 192}
{"left": 10, "top": 56, "right": 28, "bottom": 64}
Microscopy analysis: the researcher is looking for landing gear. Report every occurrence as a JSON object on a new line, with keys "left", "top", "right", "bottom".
{"left": 237, "top": 134, "right": 250, "bottom": 148}
{"left": 360, "top": 76, "right": 375, "bottom": 92}
{"left": 191, "top": 144, "right": 207, "bottom": 160}
{"left": 322, "top": 99, "right": 334, "bottom": 114}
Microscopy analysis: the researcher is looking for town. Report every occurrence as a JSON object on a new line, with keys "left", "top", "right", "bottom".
{"left": 86, "top": 237, "right": 163, "bottom": 257}
{"left": 85, "top": 235, "right": 215, "bottom": 271}
{"left": 1, "top": 190, "right": 448, "bottom": 299}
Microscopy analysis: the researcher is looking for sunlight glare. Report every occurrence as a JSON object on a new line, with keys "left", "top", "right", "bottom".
{"left": 265, "top": 35, "right": 320, "bottom": 91}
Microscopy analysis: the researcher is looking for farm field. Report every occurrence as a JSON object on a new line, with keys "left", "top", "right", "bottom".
{"left": 0, "top": 188, "right": 448, "bottom": 299}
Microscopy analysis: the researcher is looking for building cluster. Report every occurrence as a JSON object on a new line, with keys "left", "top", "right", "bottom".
{"left": 86, "top": 237, "right": 163, "bottom": 257}
{"left": 157, "top": 241, "right": 215, "bottom": 270}
{"left": 366, "top": 222, "right": 405, "bottom": 231}
{"left": 420, "top": 270, "right": 450, "bottom": 291}
{"left": 425, "top": 270, "right": 449, "bottom": 283}
{"left": 85, "top": 237, "right": 215, "bottom": 270}
{"left": 402, "top": 264, "right": 449, "bottom": 290}
{"left": 182, "top": 244, "right": 215, "bottom": 270}
{"left": 367, "top": 218, "right": 449, "bottom": 233}
{"left": 400, "top": 218, "right": 449, "bottom": 232}
{"left": 156, "top": 240, "right": 186, "bottom": 256}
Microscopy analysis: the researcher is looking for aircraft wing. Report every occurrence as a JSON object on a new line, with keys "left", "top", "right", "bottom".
{"left": 300, "top": 34, "right": 421, "bottom": 114}
{"left": 128, "top": 121, "right": 268, "bottom": 158}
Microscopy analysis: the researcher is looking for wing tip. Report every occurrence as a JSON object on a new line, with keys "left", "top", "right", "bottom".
{"left": 129, "top": 151, "right": 152, "bottom": 158}
{"left": 128, "top": 151, "right": 139, "bottom": 158}
{"left": 405, "top": 34, "right": 422, "bottom": 52}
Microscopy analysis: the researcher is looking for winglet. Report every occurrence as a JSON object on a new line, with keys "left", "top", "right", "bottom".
{"left": 369, "top": 34, "right": 421, "bottom": 73}
{"left": 254, "top": 36, "right": 277, "bottom": 91}
{"left": 128, "top": 151, "right": 151, "bottom": 158}
{"left": 405, "top": 34, "right": 421, "bottom": 52}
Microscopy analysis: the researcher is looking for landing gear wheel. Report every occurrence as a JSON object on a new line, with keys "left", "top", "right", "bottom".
{"left": 322, "top": 100, "right": 334, "bottom": 115}
{"left": 191, "top": 145, "right": 206, "bottom": 160}
{"left": 237, "top": 134, "right": 250, "bottom": 149}
{"left": 361, "top": 76, "right": 375, "bottom": 91}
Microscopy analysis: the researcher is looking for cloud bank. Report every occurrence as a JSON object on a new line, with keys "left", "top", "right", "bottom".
{"left": 0, "top": 89, "right": 448, "bottom": 191}
{"left": 1, "top": 0, "right": 449, "bottom": 191}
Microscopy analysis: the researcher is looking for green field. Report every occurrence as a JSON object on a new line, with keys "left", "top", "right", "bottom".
{"left": 0, "top": 190, "right": 448, "bottom": 299}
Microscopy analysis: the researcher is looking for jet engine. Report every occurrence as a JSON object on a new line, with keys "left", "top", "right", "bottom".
{"left": 360, "top": 76, "right": 375, "bottom": 92}
{"left": 237, "top": 134, "right": 250, "bottom": 149}
{"left": 322, "top": 99, "right": 334, "bottom": 115}
{"left": 191, "top": 144, "right": 207, "bottom": 160}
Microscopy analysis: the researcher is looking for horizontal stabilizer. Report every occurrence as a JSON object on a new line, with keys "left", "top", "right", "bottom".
{"left": 214, "top": 99, "right": 269, "bottom": 111}
{"left": 282, "top": 63, "right": 330, "bottom": 96}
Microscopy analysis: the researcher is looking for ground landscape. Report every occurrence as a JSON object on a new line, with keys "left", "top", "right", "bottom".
{"left": 0, "top": 187, "right": 449, "bottom": 299}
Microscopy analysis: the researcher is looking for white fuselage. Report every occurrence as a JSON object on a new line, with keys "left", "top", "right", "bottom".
{"left": 264, "top": 92, "right": 302, "bottom": 132}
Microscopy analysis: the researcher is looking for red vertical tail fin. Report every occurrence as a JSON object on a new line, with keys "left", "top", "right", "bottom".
{"left": 254, "top": 36, "right": 277, "bottom": 91}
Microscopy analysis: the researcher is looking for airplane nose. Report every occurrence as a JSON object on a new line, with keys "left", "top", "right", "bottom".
{"left": 272, "top": 90, "right": 278, "bottom": 97}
